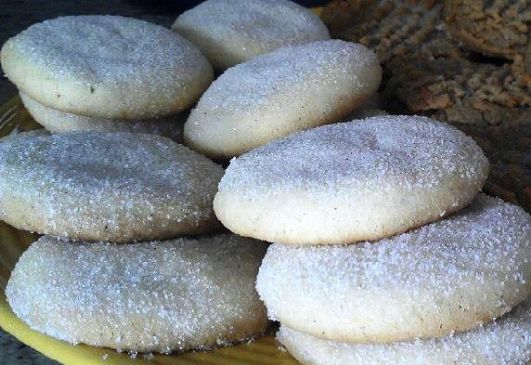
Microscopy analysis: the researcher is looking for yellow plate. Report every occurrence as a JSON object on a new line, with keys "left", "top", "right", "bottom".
{"left": 0, "top": 98, "right": 299, "bottom": 365}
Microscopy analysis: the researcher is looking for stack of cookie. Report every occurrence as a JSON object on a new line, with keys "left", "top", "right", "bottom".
{"left": 0, "top": 1, "right": 383, "bottom": 358}
{"left": 1, "top": 15, "right": 214, "bottom": 142}
{"left": 0, "top": 14, "right": 271, "bottom": 355}
{"left": 0, "top": 131, "right": 270, "bottom": 355}
{"left": 214, "top": 115, "right": 531, "bottom": 364}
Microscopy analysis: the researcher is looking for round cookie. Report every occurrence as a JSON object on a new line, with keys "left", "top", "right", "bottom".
{"left": 6, "top": 234, "right": 268, "bottom": 353}
{"left": 215, "top": 115, "right": 489, "bottom": 245}
{"left": 20, "top": 92, "right": 186, "bottom": 143}
{"left": 278, "top": 300, "right": 531, "bottom": 365}
{"left": 256, "top": 194, "right": 531, "bottom": 343}
{"left": 172, "top": 0, "right": 330, "bottom": 71}
{"left": 1, "top": 15, "right": 213, "bottom": 119}
{"left": 0, "top": 131, "right": 224, "bottom": 242}
{"left": 184, "top": 40, "right": 382, "bottom": 159}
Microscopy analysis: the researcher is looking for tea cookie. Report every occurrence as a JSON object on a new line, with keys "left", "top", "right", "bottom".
{"left": 256, "top": 195, "right": 531, "bottom": 343}
{"left": 215, "top": 115, "right": 489, "bottom": 245}
{"left": 7, "top": 234, "right": 268, "bottom": 353}
{"left": 0, "top": 132, "right": 224, "bottom": 242}
{"left": 184, "top": 40, "right": 382, "bottom": 158}
{"left": 20, "top": 92, "right": 186, "bottom": 143}
{"left": 172, "top": 0, "right": 330, "bottom": 71}
{"left": 278, "top": 300, "right": 531, "bottom": 365}
{"left": 1, "top": 15, "right": 213, "bottom": 119}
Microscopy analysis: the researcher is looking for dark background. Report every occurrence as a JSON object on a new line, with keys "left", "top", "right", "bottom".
{"left": 130, "top": 0, "right": 327, "bottom": 13}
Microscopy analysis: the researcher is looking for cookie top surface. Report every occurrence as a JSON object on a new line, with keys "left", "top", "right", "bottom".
{"left": 256, "top": 194, "right": 531, "bottom": 342}
{"left": 278, "top": 299, "right": 531, "bottom": 365}
{"left": 172, "top": 0, "right": 330, "bottom": 71}
{"left": 194, "top": 40, "right": 378, "bottom": 116}
{"left": 7, "top": 234, "right": 268, "bottom": 353}
{"left": 220, "top": 115, "right": 485, "bottom": 194}
{"left": 1, "top": 15, "right": 213, "bottom": 119}
{"left": 214, "top": 115, "right": 488, "bottom": 244}
{"left": 184, "top": 40, "right": 381, "bottom": 158}
{"left": 0, "top": 132, "right": 224, "bottom": 242}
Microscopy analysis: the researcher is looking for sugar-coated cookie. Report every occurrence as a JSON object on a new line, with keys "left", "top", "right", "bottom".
{"left": 7, "top": 234, "right": 268, "bottom": 353}
{"left": 278, "top": 299, "right": 531, "bottom": 365}
{"left": 0, "top": 132, "right": 223, "bottom": 242}
{"left": 215, "top": 115, "right": 489, "bottom": 245}
{"left": 256, "top": 195, "right": 530, "bottom": 343}
{"left": 172, "top": 0, "right": 330, "bottom": 71}
{"left": 20, "top": 92, "right": 186, "bottom": 142}
{"left": 184, "top": 40, "right": 382, "bottom": 158}
{"left": 1, "top": 16, "right": 213, "bottom": 119}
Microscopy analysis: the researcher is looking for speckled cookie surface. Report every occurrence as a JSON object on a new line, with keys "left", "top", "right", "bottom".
{"left": 215, "top": 115, "right": 488, "bottom": 245}
{"left": 172, "top": 0, "right": 330, "bottom": 71}
{"left": 0, "top": 131, "right": 224, "bottom": 242}
{"left": 386, "top": 40, "right": 531, "bottom": 127}
{"left": 1, "top": 15, "right": 213, "bottom": 119}
{"left": 184, "top": 40, "right": 382, "bottom": 159}
{"left": 443, "top": 0, "right": 530, "bottom": 61}
{"left": 278, "top": 299, "right": 531, "bottom": 365}
{"left": 256, "top": 194, "right": 531, "bottom": 343}
{"left": 6, "top": 234, "right": 268, "bottom": 353}
{"left": 321, "top": 0, "right": 531, "bottom": 127}
{"left": 20, "top": 92, "right": 186, "bottom": 142}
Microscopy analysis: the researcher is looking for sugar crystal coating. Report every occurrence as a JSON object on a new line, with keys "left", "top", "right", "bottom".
{"left": 256, "top": 194, "right": 531, "bottom": 342}
{"left": 215, "top": 115, "right": 489, "bottom": 244}
{"left": 20, "top": 92, "right": 186, "bottom": 142}
{"left": 1, "top": 15, "right": 213, "bottom": 119}
{"left": 172, "top": 0, "right": 330, "bottom": 71}
{"left": 221, "top": 115, "right": 486, "bottom": 196}
{"left": 184, "top": 39, "right": 382, "bottom": 158}
{"left": 278, "top": 298, "right": 531, "bottom": 365}
{"left": 0, "top": 131, "right": 224, "bottom": 242}
{"left": 7, "top": 234, "right": 268, "bottom": 353}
